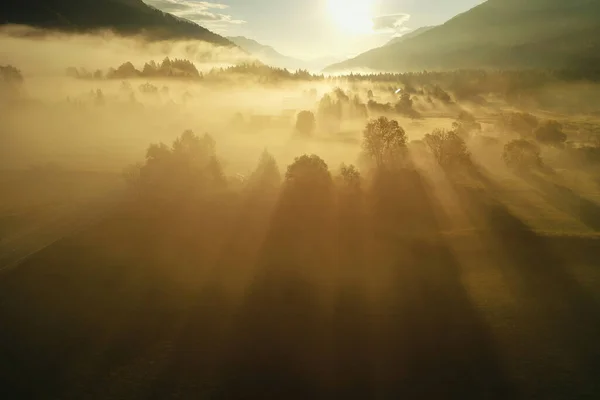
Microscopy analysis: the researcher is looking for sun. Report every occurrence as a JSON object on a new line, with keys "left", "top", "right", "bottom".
{"left": 327, "top": 0, "right": 374, "bottom": 34}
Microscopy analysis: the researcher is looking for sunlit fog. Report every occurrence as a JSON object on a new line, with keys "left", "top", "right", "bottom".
{"left": 2, "top": 0, "right": 600, "bottom": 398}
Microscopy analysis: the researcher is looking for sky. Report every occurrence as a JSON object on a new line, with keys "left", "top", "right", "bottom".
{"left": 144, "top": 0, "right": 484, "bottom": 60}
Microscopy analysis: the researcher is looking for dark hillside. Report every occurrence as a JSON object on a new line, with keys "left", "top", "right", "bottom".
{"left": 0, "top": 0, "right": 233, "bottom": 45}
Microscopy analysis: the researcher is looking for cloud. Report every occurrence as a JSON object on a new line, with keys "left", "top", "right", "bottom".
{"left": 372, "top": 13, "right": 411, "bottom": 35}
{"left": 144, "top": 0, "right": 245, "bottom": 25}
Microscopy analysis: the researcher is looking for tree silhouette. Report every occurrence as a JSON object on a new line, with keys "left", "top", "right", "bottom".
{"left": 502, "top": 139, "right": 543, "bottom": 171}
{"left": 317, "top": 93, "right": 342, "bottom": 132}
{"left": 535, "top": 120, "right": 567, "bottom": 147}
{"left": 452, "top": 110, "right": 482, "bottom": 139}
{"left": 247, "top": 150, "right": 281, "bottom": 194}
{"left": 295, "top": 111, "right": 316, "bottom": 136}
{"left": 362, "top": 117, "right": 408, "bottom": 169}
{"left": 336, "top": 164, "right": 361, "bottom": 193}
{"left": 498, "top": 112, "right": 539, "bottom": 138}
{"left": 285, "top": 155, "right": 332, "bottom": 193}
{"left": 424, "top": 129, "right": 472, "bottom": 170}
{"left": 129, "top": 130, "right": 225, "bottom": 203}
{"left": 0, "top": 65, "right": 24, "bottom": 99}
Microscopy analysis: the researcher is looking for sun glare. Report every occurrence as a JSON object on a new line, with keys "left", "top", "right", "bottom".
{"left": 327, "top": 0, "right": 374, "bottom": 34}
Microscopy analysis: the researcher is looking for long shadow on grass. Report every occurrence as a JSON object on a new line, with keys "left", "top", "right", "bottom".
{"left": 216, "top": 176, "right": 335, "bottom": 399}
{"left": 145, "top": 189, "right": 279, "bottom": 399}
{"left": 523, "top": 172, "right": 600, "bottom": 231}
{"left": 371, "top": 167, "right": 513, "bottom": 399}
{"left": 458, "top": 166, "right": 600, "bottom": 398}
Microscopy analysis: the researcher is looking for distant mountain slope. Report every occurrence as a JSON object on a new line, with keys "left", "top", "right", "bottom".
{"left": 0, "top": 0, "right": 232, "bottom": 46}
{"left": 326, "top": 0, "right": 600, "bottom": 72}
{"left": 227, "top": 36, "right": 343, "bottom": 72}
{"left": 385, "top": 26, "right": 434, "bottom": 46}
{"left": 227, "top": 36, "right": 301, "bottom": 69}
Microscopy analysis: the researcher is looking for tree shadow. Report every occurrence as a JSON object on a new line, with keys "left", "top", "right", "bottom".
{"left": 144, "top": 284, "right": 233, "bottom": 400}
{"left": 215, "top": 178, "right": 334, "bottom": 399}
{"left": 378, "top": 239, "right": 514, "bottom": 399}
{"left": 456, "top": 165, "right": 600, "bottom": 398}
{"left": 523, "top": 172, "right": 600, "bottom": 231}
{"left": 368, "top": 167, "right": 445, "bottom": 239}
{"left": 330, "top": 181, "right": 374, "bottom": 397}
{"left": 369, "top": 167, "right": 513, "bottom": 398}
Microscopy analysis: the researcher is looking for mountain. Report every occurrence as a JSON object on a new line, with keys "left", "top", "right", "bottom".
{"left": 0, "top": 0, "right": 232, "bottom": 46}
{"left": 227, "top": 36, "right": 344, "bottom": 72}
{"left": 325, "top": 0, "right": 600, "bottom": 73}
{"left": 227, "top": 36, "right": 302, "bottom": 70}
{"left": 385, "top": 26, "right": 435, "bottom": 46}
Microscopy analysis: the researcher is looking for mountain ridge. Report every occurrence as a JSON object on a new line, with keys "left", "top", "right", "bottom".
{"left": 385, "top": 26, "right": 435, "bottom": 47}
{"left": 325, "top": 0, "right": 600, "bottom": 73}
{"left": 0, "top": 0, "right": 233, "bottom": 46}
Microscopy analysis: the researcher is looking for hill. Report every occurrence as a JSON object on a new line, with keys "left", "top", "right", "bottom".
{"left": 385, "top": 26, "right": 434, "bottom": 46}
{"left": 325, "top": 0, "right": 600, "bottom": 72}
{"left": 227, "top": 36, "right": 342, "bottom": 72}
{"left": 227, "top": 36, "right": 302, "bottom": 70}
{"left": 0, "top": 0, "right": 232, "bottom": 46}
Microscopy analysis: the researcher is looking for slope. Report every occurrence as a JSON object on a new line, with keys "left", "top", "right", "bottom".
{"left": 227, "top": 36, "right": 302, "bottom": 70}
{"left": 0, "top": 0, "right": 232, "bottom": 46}
{"left": 325, "top": 0, "right": 600, "bottom": 72}
{"left": 385, "top": 26, "right": 434, "bottom": 47}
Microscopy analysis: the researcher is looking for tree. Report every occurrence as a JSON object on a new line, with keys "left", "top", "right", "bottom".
{"left": 502, "top": 139, "right": 543, "bottom": 171}
{"left": 452, "top": 110, "right": 481, "bottom": 139}
{"left": 351, "top": 95, "right": 368, "bottom": 120}
{"left": 285, "top": 154, "right": 332, "bottom": 190}
{"left": 0, "top": 65, "right": 24, "bottom": 99}
{"left": 424, "top": 129, "right": 471, "bottom": 169}
{"left": 130, "top": 130, "right": 226, "bottom": 202}
{"left": 110, "top": 61, "right": 139, "bottom": 79}
{"left": 394, "top": 92, "right": 420, "bottom": 118}
{"left": 0, "top": 65, "right": 24, "bottom": 85}
{"left": 295, "top": 110, "right": 316, "bottom": 136}
{"left": 281, "top": 154, "right": 333, "bottom": 217}
{"left": 534, "top": 120, "right": 567, "bottom": 147}
{"left": 317, "top": 93, "right": 342, "bottom": 132}
{"left": 247, "top": 149, "right": 281, "bottom": 192}
{"left": 396, "top": 92, "right": 413, "bottom": 111}
{"left": 362, "top": 117, "right": 407, "bottom": 168}
{"left": 139, "top": 82, "right": 158, "bottom": 95}
{"left": 498, "top": 112, "right": 539, "bottom": 137}
{"left": 336, "top": 164, "right": 361, "bottom": 192}
{"left": 428, "top": 85, "right": 452, "bottom": 103}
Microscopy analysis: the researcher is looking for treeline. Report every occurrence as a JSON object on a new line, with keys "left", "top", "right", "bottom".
{"left": 65, "top": 58, "right": 600, "bottom": 105}
{"left": 67, "top": 57, "right": 201, "bottom": 80}
{"left": 68, "top": 59, "right": 600, "bottom": 89}
{"left": 127, "top": 109, "right": 585, "bottom": 207}
{"left": 67, "top": 59, "right": 320, "bottom": 82}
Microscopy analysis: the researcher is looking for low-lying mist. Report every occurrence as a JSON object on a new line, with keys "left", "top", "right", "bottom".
{"left": 2, "top": 28, "right": 600, "bottom": 205}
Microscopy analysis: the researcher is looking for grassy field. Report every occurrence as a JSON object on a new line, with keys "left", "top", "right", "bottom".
{"left": 1, "top": 159, "right": 600, "bottom": 399}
